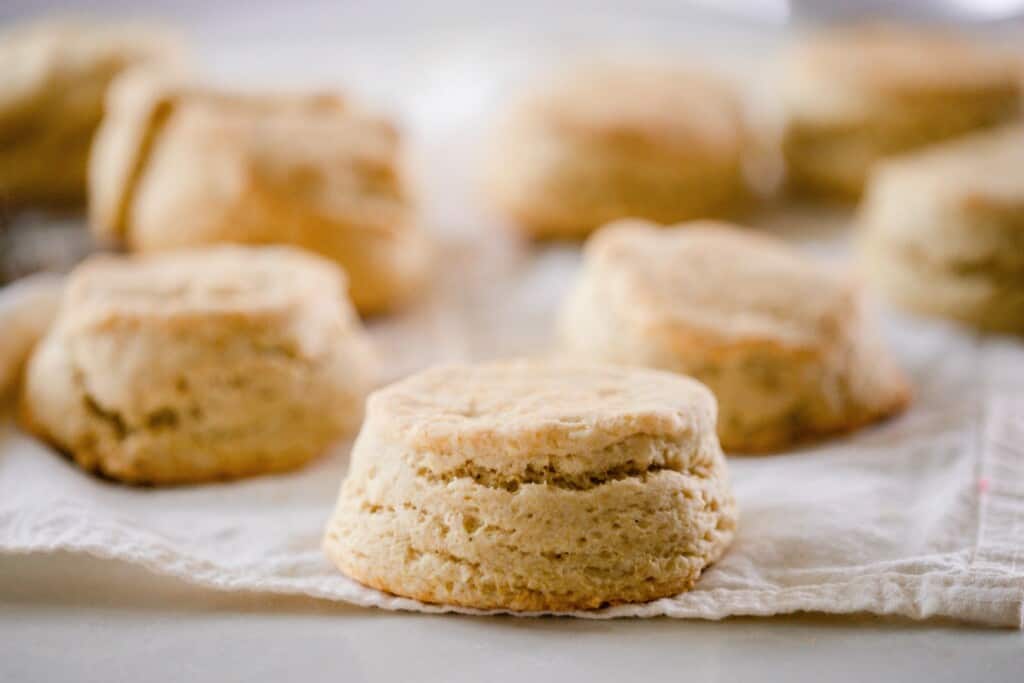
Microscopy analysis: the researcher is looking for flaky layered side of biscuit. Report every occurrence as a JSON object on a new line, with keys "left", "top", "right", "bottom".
{"left": 20, "top": 246, "right": 375, "bottom": 485}
{"left": 89, "top": 72, "right": 430, "bottom": 314}
{"left": 560, "top": 221, "right": 910, "bottom": 452}
{"left": 324, "top": 361, "right": 737, "bottom": 611}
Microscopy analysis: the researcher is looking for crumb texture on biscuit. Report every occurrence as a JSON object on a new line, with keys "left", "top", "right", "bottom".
{"left": 20, "top": 246, "right": 375, "bottom": 485}
{"left": 323, "top": 360, "right": 737, "bottom": 611}
{"left": 560, "top": 220, "right": 910, "bottom": 452}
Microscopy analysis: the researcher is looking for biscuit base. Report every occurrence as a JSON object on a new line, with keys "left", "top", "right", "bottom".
{"left": 324, "top": 539, "right": 710, "bottom": 612}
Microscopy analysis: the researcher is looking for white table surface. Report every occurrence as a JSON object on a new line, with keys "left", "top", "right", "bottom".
{"left": 2, "top": 4, "right": 1023, "bottom": 681}
{"left": 1, "top": 552, "right": 1022, "bottom": 682}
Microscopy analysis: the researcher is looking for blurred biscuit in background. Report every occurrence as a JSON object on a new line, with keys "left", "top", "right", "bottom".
{"left": 20, "top": 245, "right": 375, "bottom": 485}
{"left": 488, "top": 63, "right": 751, "bottom": 240}
{"left": 780, "top": 23, "right": 1022, "bottom": 201}
{"left": 559, "top": 220, "right": 910, "bottom": 452}
{"left": 89, "top": 71, "right": 430, "bottom": 315}
{"left": 860, "top": 124, "right": 1024, "bottom": 334}
{"left": 0, "top": 17, "right": 184, "bottom": 208}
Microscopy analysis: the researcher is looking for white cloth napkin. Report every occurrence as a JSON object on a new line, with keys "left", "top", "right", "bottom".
{"left": 1, "top": 232, "right": 1022, "bottom": 627}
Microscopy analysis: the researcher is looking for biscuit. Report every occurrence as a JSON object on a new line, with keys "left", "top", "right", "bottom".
{"left": 780, "top": 23, "right": 1022, "bottom": 200}
{"left": 0, "top": 17, "right": 183, "bottom": 207}
{"left": 323, "top": 360, "right": 737, "bottom": 611}
{"left": 0, "top": 274, "right": 62, "bottom": 399}
{"left": 488, "top": 64, "right": 750, "bottom": 239}
{"left": 559, "top": 221, "right": 910, "bottom": 452}
{"left": 20, "top": 246, "right": 375, "bottom": 485}
{"left": 89, "top": 71, "right": 430, "bottom": 315}
{"left": 860, "top": 124, "right": 1024, "bottom": 333}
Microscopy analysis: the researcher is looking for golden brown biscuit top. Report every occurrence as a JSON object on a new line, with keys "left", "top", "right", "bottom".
{"left": 62, "top": 245, "right": 349, "bottom": 328}
{"left": 518, "top": 64, "right": 744, "bottom": 158}
{"left": 367, "top": 359, "right": 717, "bottom": 460}
{"left": 587, "top": 221, "right": 856, "bottom": 349}
{"left": 785, "top": 23, "right": 1021, "bottom": 97}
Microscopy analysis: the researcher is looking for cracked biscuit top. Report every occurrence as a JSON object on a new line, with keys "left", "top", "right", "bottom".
{"left": 363, "top": 359, "right": 718, "bottom": 470}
